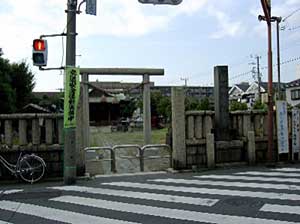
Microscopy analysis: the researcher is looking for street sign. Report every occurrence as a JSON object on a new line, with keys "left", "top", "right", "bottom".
{"left": 138, "top": 0, "right": 182, "bottom": 5}
{"left": 64, "top": 67, "right": 80, "bottom": 128}
{"left": 86, "top": 0, "right": 96, "bottom": 15}
{"left": 292, "top": 108, "right": 300, "bottom": 155}
{"left": 276, "top": 101, "right": 289, "bottom": 154}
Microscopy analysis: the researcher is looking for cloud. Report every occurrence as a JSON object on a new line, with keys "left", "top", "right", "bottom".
{"left": 0, "top": 0, "right": 209, "bottom": 62}
{"left": 207, "top": 6, "right": 243, "bottom": 39}
{"left": 78, "top": 0, "right": 208, "bottom": 37}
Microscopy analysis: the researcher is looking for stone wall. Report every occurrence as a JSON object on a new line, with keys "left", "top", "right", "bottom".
{"left": 171, "top": 88, "right": 298, "bottom": 169}
{"left": 0, "top": 114, "right": 64, "bottom": 180}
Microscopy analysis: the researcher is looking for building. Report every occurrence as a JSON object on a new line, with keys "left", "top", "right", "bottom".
{"left": 33, "top": 82, "right": 215, "bottom": 126}
{"left": 229, "top": 82, "right": 250, "bottom": 101}
{"left": 286, "top": 78, "right": 300, "bottom": 107}
{"left": 228, "top": 81, "right": 286, "bottom": 108}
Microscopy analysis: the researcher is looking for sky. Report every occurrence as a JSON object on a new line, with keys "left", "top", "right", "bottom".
{"left": 0, "top": 0, "right": 300, "bottom": 91}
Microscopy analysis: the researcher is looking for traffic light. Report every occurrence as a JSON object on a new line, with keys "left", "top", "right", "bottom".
{"left": 138, "top": 0, "right": 182, "bottom": 5}
{"left": 32, "top": 39, "right": 48, "bottom": 66}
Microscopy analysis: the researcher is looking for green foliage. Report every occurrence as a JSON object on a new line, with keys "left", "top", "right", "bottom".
{"left": 185, "top": 97, "right": 212, "bottom": 111}
{"left": 120, "top": 100, "right": 137, "bottom": 118}
{"left": 0, "top": 58, "right": 35, "bottom": 113}
{"left": 10, "top": 61, "right": 35, "bottom": 110}
{"left": 253, "top": 101, "right": 267, "bottom": 110}
{"left": 198, "top": 97, "right": 211, "bottom": 110}
{"left": 230, "top": 101, "right": 248, "bottom": 111}
{"left": 136, "top": 91, "right": 171, "bottom": 121}
{"left": 151, "top": 91, "right": 171, "bottom": 120}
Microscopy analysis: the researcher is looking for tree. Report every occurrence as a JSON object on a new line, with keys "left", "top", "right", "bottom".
{"left": 0, "top": 58, "right": 35, "bottom": 113}
{"left": 0, "top": 58, "right": 15, "bottom": 113}
{"left": 10, "top": 61, "right": 35, "bottom": 110}
{"left": 198, "top": 97, "right": 211, "bottom": 110}
{"left": 185, "top": 96, "right": 212, "bottom": 111}
{"left": 185, "top": 96, "right": 200, "bottom": 110}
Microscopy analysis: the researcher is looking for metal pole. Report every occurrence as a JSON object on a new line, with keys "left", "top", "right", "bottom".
{"left": 143, "top": 74, "right": 151, "bottom": 145}
{"left": 64, "top": 0, "right": 77, "bottom": 185}
{"left": 267, "top": 16, "right": 274, "bottom": 163}
{"left": 276, "top": 18, "right": 282, "bottom": 100}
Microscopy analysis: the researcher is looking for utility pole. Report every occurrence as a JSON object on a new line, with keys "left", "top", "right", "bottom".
{"left": 64, "top": 0, "right": 77, "bottom": 185}
{"left": 256, "top": 56, "right": 262, "bottom": 102}
{"left": 259, "top": 0, "right": 274, "bottom": 163}
{"left": 181, "top": 77, "right": 188, "bottom": 86}
{"left": 250, "top": 55, "right": 262, "bottom": 102}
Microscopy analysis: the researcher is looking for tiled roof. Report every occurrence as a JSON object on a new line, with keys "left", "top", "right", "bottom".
{"left": 286, "top": 79, "right": 300, "bottom": 88}
{"left": 236, "top": 83, "right": 250, "bottom": 92}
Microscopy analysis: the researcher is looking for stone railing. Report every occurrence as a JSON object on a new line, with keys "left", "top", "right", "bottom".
{"left": 184, "top": 110, "right": 286, "bottom": 166}
{"left": 0, "top": 114, "right": 64, "bottom": 179}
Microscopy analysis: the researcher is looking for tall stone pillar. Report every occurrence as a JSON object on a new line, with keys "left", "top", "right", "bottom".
{"left": 214, "top": 65, "right": 230, "bottom": 140}
{"left": 143, "top": 74, "right": 151, "bottom": 145}
{"left": 171, "top": 87, "right": 186, "bottom": 169}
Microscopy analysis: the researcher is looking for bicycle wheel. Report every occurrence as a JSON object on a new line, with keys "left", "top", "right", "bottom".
{"left": 18, "top": 155, "right": 45, "bottom": 183}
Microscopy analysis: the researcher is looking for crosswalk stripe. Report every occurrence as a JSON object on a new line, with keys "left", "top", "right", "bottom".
{"left": 102, "top": 182, "right": 300, "bottom": 201}
{"left": 195, "top": 175, "right": 300, "bottom": 183}
{"left": 236, "top": 171, "right": 300, "bottom": 177}
{"left": 271, "top": 168, "right": 300, "bottom": 172}
{"left": 51, "top": 195, "right": 297, "bottom": 224}
{"left": 150, "top": 178, "right": 300, "bottom": 191}
{"left": 260, "top": 204, "right": 300, "bottom": 215}
{"left": 0, "top": 221, "right": 12, "bottom": 224}
{"left": 2, "top": 189, "right": 23, "bottom": 194}
{"left": 49, "top": 186, "right": 218, "bottom": 206}
{"left": 0, "top": 200, "right": 140, "bottom": 224}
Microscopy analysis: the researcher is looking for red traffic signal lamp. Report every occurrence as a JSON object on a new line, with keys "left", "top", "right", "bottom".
{"left": 32, "top": 39, "right": 48, "bottom": 67}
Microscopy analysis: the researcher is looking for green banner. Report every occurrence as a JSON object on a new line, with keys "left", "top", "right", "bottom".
{"left": 64, "top": 67, "right": 80, "bottom": 128}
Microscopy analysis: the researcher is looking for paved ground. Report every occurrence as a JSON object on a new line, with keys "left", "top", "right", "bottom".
{"left": 1, "top": 165, "right": 300, "bottom": 223}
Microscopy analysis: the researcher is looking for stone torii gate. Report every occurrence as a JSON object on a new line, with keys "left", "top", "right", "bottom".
{"left": 76, "top": 67, "right": 164, "bottom": 173}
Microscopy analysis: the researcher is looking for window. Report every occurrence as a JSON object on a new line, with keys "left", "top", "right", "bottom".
{"left": 291, "top": 89, "right": 300, "bottom": 100}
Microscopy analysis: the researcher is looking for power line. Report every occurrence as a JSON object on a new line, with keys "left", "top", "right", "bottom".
{"left": 288, "top": 25, "right": 300, "bottom": 31}
{"left": 261, "top": 56, "right": 300, "bottom": 70}
{"left": 229, "top": 71, "right": 253, "bottom": 80}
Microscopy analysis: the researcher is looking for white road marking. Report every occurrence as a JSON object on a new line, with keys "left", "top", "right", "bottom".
{"left": 236, "top": 171, "right": 300, "bottom": 177}
{"left": 49, "top": 185, "right": 218, "bottom": 206}
{"left": 271, "top": 168, "right": 300, "bottom": 172}
{"left": 261, "top": 204, "right": 300, "bottom": 215}
{"left": 51, "top": 195, "right": 297, "bottom": 224}
{"left": 0, "top": 221, "right": 12, "bottom": 224}
{"left": 0, "top": 200, "right": 140, "bottom": 224}
{"left": 150, "top": 178, "right": 300, "bottom": 191}
{"left": 95, "top": 171, "right": 166, "bottom": 178}
{"left": 3, "top": 189, "right": 23, "bottom": 194}
{"left": 102, "top": 182, "right": 300, "bottom": 201}
{"left": 195, "top": 175, "right": 300, "bottom": 183}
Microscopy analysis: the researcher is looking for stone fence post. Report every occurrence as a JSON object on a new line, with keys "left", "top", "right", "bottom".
{"left": 171, "top": 87, "right": 186, "bottom": 169}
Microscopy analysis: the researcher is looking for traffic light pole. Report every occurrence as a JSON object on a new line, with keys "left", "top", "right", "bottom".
{"left": 64, "top": 0, "right": 77, "bottom": 185}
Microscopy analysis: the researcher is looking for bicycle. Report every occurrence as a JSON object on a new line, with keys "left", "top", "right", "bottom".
{"left": 0, "top": 147, "right": 46, "bottom": 184}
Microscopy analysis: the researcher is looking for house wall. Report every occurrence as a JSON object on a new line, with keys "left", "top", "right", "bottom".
{"left": 286, "top": 86, "right": 300, "bottom": 106}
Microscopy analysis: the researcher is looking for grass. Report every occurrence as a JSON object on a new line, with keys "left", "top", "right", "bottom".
{"left": 90, "top": 128, "right": 168, "bottom": 147}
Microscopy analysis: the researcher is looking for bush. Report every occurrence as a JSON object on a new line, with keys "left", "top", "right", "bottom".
{"left": 230, "top": 101, "right": 248, "bottom": 111}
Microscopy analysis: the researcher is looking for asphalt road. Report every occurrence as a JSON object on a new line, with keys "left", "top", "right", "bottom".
{"left": 1, "top": 165, "right": 300, "bottom": 224}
